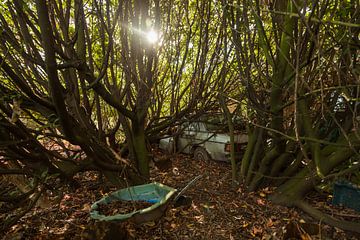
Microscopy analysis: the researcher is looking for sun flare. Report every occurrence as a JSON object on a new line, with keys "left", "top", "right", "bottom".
{"left": 146, "top": 30, "right": 158, "bottom": 44}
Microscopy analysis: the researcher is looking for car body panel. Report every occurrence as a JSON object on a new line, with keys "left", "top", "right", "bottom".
{"left": 159, "top": 119, "right": 248, "bottom": 162}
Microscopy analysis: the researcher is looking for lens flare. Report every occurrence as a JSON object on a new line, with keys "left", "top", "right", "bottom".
{"left": 146, "top": 30, "right": 158, "bottom": 44}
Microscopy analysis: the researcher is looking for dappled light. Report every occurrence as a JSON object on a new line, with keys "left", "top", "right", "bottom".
{"left": 0, "top": 0, "right": 359, "bottom": 238}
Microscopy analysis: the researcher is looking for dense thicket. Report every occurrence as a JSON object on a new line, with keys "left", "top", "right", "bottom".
{"left": 0, "top": 0, "right": 359, "bottom": 233}
{"left": 227, "top": 0, "right": 360, "bottom": 231}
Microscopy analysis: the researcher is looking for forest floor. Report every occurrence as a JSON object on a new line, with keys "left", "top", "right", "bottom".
{"left": 2, "top": 151, "right": 360, "bottom": 240}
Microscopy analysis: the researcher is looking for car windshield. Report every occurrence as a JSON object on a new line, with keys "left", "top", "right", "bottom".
{"left": 203, "top": 116, "right": 226, "bottom": 131}
{"left": 200, "top": 115, "right": 245, "bottom": 132}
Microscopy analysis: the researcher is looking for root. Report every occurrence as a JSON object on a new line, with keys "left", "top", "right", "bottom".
{"left": 294, "top": 200, "right": 360, "bottom": 233}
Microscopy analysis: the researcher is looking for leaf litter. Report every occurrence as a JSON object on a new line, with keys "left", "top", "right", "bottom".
{"left": 97, "top": 200, "right": 153, "bottom": 216}
{"left": 2, "top": 151, "right": 360, "bottom": 239}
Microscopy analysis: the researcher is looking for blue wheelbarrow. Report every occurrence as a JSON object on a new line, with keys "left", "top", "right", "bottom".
{"left": 90, "top": 176, "right": 201, "bottom": 223}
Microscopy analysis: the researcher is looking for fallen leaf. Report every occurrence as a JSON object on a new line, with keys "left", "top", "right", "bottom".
{"left": 82, "top": 204, "right": 91, "bottom": 211}
{"left": 144, "top": 221, "right": 156, "bottom": 227}
{"left": 300, "top": 233, "right": 312, "bottom": 240}
{"left": 266, "top": 218, "right": 274, "bottom": 227}
{"left": 257, "top": 198, "right": 266, "bottom": 206}
{"left": 251, "top": 226, "right": 263, "bottom": 236}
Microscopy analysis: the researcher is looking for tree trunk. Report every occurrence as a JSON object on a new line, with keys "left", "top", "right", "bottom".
{"left": 131, "top": 119, "right": 150, "bottom": 179}
{"left": 240, "top": 127, "right": 260, "bottom": 177}
{"left": 271, "top": 136, "right": 360, "bottom": 205}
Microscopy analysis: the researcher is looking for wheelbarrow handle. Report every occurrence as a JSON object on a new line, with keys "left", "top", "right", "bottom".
{"left": 174, "top": 175, "right": 202, "bottom": 202}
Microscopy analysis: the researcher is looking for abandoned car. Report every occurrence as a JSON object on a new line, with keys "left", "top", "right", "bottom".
{"left": 159, "top": 115, "right": 248, "bottom": 162}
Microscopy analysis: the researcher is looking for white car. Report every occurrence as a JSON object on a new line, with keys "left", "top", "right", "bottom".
{"left": 159, "top": 116, "right": 248, "bottom": 162}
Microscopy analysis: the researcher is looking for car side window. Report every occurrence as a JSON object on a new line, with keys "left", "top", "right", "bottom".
{"left": 188, "top": 122, "right": 199, "bottom": 131}
{"left": 198, "top": 122, "right": 207, "bottom": 132}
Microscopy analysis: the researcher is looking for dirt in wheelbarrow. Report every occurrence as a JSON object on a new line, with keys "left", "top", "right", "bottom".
{"left": 2, "top": 151, "right": 360, "bottom": 239}
{"left": 97, "top": 200, "right": 152, "bottom": 216}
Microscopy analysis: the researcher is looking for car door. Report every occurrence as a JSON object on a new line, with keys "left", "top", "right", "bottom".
{"left": 195, "top": 122, "right": 210, "bottom": 146}
{"left": 178, "top": 122, "right": 198, "bottom": 154}
{"left": 199, "top": 122, "right": 223, "bottom": 160}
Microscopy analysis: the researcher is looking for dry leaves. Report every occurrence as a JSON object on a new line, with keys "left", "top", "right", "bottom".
{"left": 3, "top": 153, "right": 360, "bottom": 239}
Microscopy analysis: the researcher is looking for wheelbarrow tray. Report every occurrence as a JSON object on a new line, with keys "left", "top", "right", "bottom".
{"left": 90, "top": 182, "right": 176, "bottom": 223}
